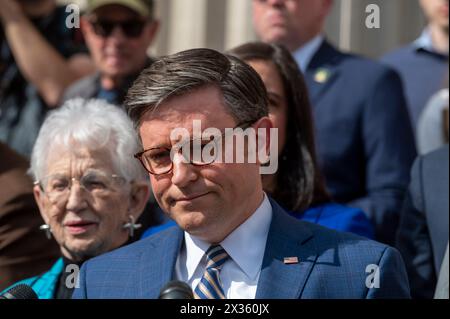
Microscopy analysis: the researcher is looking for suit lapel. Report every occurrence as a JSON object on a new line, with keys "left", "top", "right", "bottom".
{"left": 138, "top": 226, "right": 184, "bottom": 298}
{"left": 305, "top": 40, "right": 342, "bottom": 106}
{"left": 256, "top": 200, "right": 318, "bottom": 299}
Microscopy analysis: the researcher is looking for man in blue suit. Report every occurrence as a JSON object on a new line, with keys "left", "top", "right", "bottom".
{"left": 381, "top": 0, "right": 448, "bottom": 133}
{"left": 252, "top": 0, "right": 417, "bottom": 245}
{"left": 396, "top": 145, "right": 449, "bottom": 298}
{"left": 73, "top": 48, "right": 410, "bottom": 299}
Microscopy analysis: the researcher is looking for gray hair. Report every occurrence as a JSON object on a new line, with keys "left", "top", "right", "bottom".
{"left": 30, "top": 98, "right": 146, "bottom": 183}
{"left": 125, "top": 48, "right": 269, "bottom": 127}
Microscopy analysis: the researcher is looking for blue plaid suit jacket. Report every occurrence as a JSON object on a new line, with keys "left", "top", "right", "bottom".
{"left": 73, "top": 198, "right": 410, "bottom": 299}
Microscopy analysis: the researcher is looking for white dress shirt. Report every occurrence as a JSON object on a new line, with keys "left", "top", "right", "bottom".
{"left": 293, "top": 34, "right": 325, "bottom": 71}
{"left": 175, "top": 193, "right": 273, "bottom": 299}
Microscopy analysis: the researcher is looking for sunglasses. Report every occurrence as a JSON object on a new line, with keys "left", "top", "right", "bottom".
{"left": 89, "top": 19, "right": 147, "bottom": 38}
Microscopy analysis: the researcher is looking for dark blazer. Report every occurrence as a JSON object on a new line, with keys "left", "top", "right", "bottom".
{"left": 303, "top": 41, "right": 417, "bottom": 245}
{"left": 0, "top": 142, "right": 59, "bottom": 290}
{"left": 73, "top": 198, "right": 410, "bottom": 299}
{"left": 396, "top": 145, "right": 449, "bottom": 299}
{"left": 381, "top": 44, "right": 448, "bottom": 131}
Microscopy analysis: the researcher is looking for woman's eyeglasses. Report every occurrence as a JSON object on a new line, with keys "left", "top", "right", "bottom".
{"left": 35, "top": 170, "right": 127, "bottom": 205}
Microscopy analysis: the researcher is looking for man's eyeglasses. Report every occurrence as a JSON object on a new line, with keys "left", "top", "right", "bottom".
{"left": 35, "top": 170, "right": 127, "bottom": 205}
{"left": 134, "top": 121, "right": 255, "bottom": 176}
{"left": 89, "top": 19, "right": 147, "bottom": 38}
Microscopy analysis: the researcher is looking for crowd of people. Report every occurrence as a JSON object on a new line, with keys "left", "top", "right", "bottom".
{"left": 0, "top": 0, "right": 448, "bottom": 299}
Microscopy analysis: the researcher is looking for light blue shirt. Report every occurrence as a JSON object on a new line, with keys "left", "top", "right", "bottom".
{"left": 293, "top": 34, "right": 325, "bottom": 71}
{"left": 413, "top": 28, "right": 448, "bottom": 56}
{"left": 175, "top": 193, "right": 272, "bottom": 299}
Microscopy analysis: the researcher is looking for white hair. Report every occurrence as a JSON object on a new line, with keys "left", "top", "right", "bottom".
{"left": 30, "top": 98, "right": 146, "bottom": 183}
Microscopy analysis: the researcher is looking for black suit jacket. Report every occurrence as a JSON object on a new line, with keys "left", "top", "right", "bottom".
{"left": 396, "top": 145, "right": 449, "bottom": 298}
{"left": 303, "top": 41, "right": 417, "bottom": 245}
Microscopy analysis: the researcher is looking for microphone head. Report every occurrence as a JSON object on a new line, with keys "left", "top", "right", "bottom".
{"left": 0, "top": 284, "right": 38, "bottom": 299}
{"left": 159, "top": 280, "right": 194, "bottom": 299}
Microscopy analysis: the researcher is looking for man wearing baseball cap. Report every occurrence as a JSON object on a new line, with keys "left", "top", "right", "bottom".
{"left": 63, "top": 0, "right": 159, "bottom": 107}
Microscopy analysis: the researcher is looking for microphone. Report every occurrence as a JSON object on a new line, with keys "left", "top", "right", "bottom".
{"left": 159, "top": 280, "right": 194, "bottom": 299}
{"left": 0, "top": 284, "right": 38, "bottom": 299}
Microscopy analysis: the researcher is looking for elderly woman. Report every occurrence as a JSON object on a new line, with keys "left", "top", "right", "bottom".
{"left": 228, "top": 42, "right": 374, "bottom": 238}
{"left": 2, "top": 98, "right": 150, "bottom": 298}
{"left": 141, "top": 43, "right": 373, "bottom": 239}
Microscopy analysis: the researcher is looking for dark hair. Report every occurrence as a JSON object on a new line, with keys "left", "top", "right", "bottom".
{"left": 125, "top": 48, "right": 268, "bottom": 128}
{"left": 228, "top": 42, "right": 330, "bottom": 212}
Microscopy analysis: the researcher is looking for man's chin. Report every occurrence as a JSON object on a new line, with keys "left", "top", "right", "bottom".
{"left": 173, "top": 211, "right": 207, "bottom": 231}
{"left": 261, "top": 28, "right": 289, "bottom": 44}
{"left": 103, "top": 65, "right": 134, "bottom": 78}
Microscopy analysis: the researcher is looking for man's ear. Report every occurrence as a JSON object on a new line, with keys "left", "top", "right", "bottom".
{"left": 145, "top": 19, "right": 160, "bottom": 46}
{"left": 128, "top": 182, "right": 151, "bottom": 220}
{"left": 322, "top": 0, "right": 334, "bottom": 18}
{"left": 33, "top": 184, "right": 50, "bottom": 225}
{"left": 253, "top": 116, "right": 274, "bottom": 165}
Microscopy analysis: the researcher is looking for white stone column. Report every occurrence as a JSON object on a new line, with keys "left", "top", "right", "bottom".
{"left": 224, "top": 0, "right": 256, "bottom": 50}
{"left": 167, "top": 0, "right": 208, "bottom": 54}
{"left": 338, "top": 0, "right": 353, "bottom": 52}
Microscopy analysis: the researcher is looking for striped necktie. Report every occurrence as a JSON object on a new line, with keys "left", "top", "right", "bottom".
{"left": 194, "top": 245, "right": 230, "bottom": 299}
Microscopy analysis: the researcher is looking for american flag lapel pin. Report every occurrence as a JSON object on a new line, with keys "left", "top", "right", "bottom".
{"left": 283, "top": 257, "right": 299, "bottom": 264}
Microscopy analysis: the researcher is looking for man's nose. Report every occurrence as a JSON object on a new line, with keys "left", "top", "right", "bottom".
{"left": 107, "top": 25, "right": 128, "bottom": 44}
{"left": 171, "top": 153, "right": 198, "bottom": 188}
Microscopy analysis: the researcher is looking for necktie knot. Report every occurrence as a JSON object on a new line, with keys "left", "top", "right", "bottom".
{"left": 205, "top": 245, "right": 229, "bottom": 270}
{"left": 193, "top": 245, "right": 229, "bottom": 299}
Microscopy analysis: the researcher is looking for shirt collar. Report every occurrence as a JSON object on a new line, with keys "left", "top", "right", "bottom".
{"left": 413, "top": 27, "right": 449, "bottom": 57}
{"left": 293, "top": 34, "right": 325, "bottom": 71}
{"left": 413, "top": 28, "right": 435, "bottom": 52}
{"left": 183, "top": 193, "right": 273, "bottom": 281}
